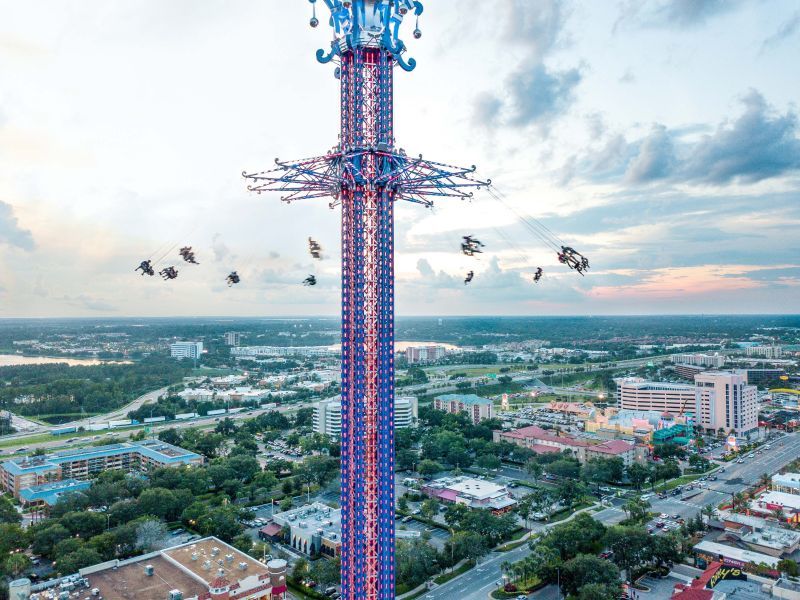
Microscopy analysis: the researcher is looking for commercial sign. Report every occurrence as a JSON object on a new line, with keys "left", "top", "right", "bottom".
{"left": 708, "top": 566, "right": 746, "bottom": 588}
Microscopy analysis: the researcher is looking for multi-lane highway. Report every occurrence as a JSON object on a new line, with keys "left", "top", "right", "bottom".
{"left": 1, "top": 395, "right": 315, "bottom": 456}
{"left": 429, "top": 432, "right": 800, "bottom": 599}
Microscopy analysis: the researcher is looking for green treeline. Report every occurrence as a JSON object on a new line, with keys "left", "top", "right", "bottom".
{"left": 0, "top": 356, "right": 191, "bottom": 417}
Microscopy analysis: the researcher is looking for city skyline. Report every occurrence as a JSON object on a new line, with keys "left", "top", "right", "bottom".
{"left": 1, "top": 1, "right": 799, "bottom": 318}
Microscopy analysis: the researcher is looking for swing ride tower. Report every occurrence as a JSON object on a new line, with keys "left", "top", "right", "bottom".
{"left": 243, "top": 3, "right": 487, "bottom": 598}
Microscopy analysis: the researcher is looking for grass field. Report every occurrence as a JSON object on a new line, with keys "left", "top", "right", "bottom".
{"left": 653, "top": 473, "right": 704, "bottom": 492}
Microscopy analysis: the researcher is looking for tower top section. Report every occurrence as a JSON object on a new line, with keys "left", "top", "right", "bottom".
{"left": 309, "top": 0, "right": 424, "bottom": 71}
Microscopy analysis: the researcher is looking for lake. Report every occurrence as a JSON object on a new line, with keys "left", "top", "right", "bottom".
{"left": 0, "top": 354, "right": 131, "bottom": 367}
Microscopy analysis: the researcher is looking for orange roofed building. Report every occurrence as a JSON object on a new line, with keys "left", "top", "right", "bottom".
{"left": 77, "top": 536, "right": 287, "bottom": 600}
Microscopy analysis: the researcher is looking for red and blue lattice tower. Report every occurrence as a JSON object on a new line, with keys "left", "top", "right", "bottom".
{"left": 243, "top": 2, "right": 487, "bottom": 598}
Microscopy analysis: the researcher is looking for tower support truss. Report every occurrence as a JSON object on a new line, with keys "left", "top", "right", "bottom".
{"left": 243, "top": 3, "right": 488, "bottom": 598}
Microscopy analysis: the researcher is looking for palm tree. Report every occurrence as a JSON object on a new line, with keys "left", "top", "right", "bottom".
{"left": 759, "top": 472, "right": 771, "bottom": 489}
{"left": 500, "top": 561, "right": 511, "bottom": 585}
{"left": 702, "top": 504, "right": 716, "bottom": 524}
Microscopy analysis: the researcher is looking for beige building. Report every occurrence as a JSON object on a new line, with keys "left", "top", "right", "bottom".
{"left": 746, "top": 345, "right": 783, "bottom": 359}
{"left": 617, "top": 378, "right": 696, "bottom": 414}
{"left": 694, "top": 371, "right": 758, "bottom": 438}
{"left": 0, "top": 441, "right": 203, "bottom": 499}
{"left": 672, "top": 353, "right": 725, "bottom": 368}
{"left": 79, "top": 536, "right": 287, "bottom": 600}
{"left": 434, "top": 394, "right": 494, "bottom": 424}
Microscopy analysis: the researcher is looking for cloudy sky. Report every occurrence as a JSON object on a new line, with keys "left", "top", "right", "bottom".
{"left": 1, "top": 0, "right": 799, "bottom": 317}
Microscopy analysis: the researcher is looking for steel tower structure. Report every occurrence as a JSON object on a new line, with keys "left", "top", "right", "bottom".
{"left": 243, "top": 2, "right": 487, "bottom": 598}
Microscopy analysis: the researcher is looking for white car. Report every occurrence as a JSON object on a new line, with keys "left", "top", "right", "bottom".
{"left": 660, "top": 513, "right": 668, "bottom": 519}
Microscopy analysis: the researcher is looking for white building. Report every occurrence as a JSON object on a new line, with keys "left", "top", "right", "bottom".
{"left": 170, "top": 341, "right": 203, "bottom": 360}
{"left": 394, "top": 396, "right": 419, "bottom": 428}
{"left": 313, "top": 396, "right": 418, "bottom": 438}
{"left": 224, "top": 332, "right": 243, "bottom": 346}
{"left": 231, "top": 345, "right": 337, "bottom": 358}
{"left": 773, "top": 473, "right": 800, "bottom": 495}
{"left": 421, "top": 476, "right": 516, "bottom": 514}
{"left": 617, "top": 377, "right": 696, "bottom": 414}
{"left": 272, "top": 502, "right": 341, "bottom": 558}
{"left": 405, "top": 345, "right": 448, "bottom": 364}
{"left": 694, "top": 371, "right": 758, "bottom": 438}
{"left": 672, "top": 353, "right": 725, "bottom": 368}
{"left": 746, "top": 345, "right": 783, "bottom": 359}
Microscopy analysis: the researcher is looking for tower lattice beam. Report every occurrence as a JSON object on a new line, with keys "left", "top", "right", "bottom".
{"left": 243, "top": 3, "right": 488, "bottom": 598}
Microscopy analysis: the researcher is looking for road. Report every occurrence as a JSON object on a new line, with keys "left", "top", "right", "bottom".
{"left": 593, "top": 432, "right": 800, "bottom": 528}
{"left": 421, "top": 543, "right": 530, "bottom": 600}
{"left": 3, "top": 398, "right": 315, "bottom": 456}
{"left": 429, "top": 432, "right": 800, "bottom": 599}
{"left": 400, "top": 355, "right": 671, "bottom": 398}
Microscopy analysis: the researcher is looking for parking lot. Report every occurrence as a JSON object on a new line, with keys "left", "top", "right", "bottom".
{"left": 395, "top": 517, "right": 451, "bottom": 549}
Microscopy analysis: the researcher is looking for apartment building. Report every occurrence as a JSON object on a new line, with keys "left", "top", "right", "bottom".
{"left": 0, "top": 440, "right": 203, "bottom": 499}
{"left": 313, "top": 396, "right": 418, "bottom": 439}
{"left": 746, "top": 345, "right": 783, "bottom": 359}
{"left": 433, "top": 394, "right": 494, "bottom": 424}
{"left": 694, "top": 371, "right": 758, "bottom": 438}
{"left": 494, "top": 425, "right": 639, "bottom": 466}
{"left": 405, "top": 345, "right": 448, "bottom": 364}
{"left": 672, "top": 353, "right": 725, "bottom": 368}
{"left": 170, "top": 341, "right": 204, "bottom": 360}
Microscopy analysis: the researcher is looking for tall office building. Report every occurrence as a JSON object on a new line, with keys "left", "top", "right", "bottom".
{"left": 694, "top": 371, "right": 758, "bottom": 438}
{"left": 169, "top": 341, "right": 203, "bottom": 360}
{"left": 224, "top": 332, "right": 243, "bottom": 347}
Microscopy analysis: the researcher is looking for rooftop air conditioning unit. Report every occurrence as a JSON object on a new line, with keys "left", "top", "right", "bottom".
{"left": 238, "top": 562, "right": 248, "bottom": 571}
{"left": 202, "top": 561, "right": 211, "bottom": 571}
{"left": 225, "top": 554, "right": 234, "bottom": 564}
{"left": 211, "top": 547, "right": 220, "bottom": 556}
{"left": 190, "top": 553, "right": 198, "bottom": 562}
{"left": 168, "top": 590, "right": 183, "bottom": 600}
{"left": 144, "top": 564, "right": 154, "bottom": 577}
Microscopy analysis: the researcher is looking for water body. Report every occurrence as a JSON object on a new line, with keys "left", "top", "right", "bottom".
{"left": 0, "top": 354, "right": 131, "bottom": 367}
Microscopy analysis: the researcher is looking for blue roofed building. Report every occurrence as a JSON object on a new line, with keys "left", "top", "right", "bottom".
{"left": 0, "top": 440, "right": 203, "bottom": 499}
{"left": 18, "top": 479, "right": 92, "bottom": 509}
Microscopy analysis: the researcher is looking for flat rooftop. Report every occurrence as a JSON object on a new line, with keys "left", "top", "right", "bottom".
{"left": 18, "top": 479, "right": 91, "bottom": 506}
{"left": 163, "top": 537, "right": 269, "bottom": 586}
{"left": 442, "top": 477, "right": 506, "bottom": 500}
{"left": 1, "top": 441, "right": 201, "bottom": 475}
{"left": 773, "top": 472, "right": 800, "bottom": 487}
{"left": 694, "top": 540, "right": 779, "bottom": 567}
{"left": 757, "top": 491, "right": 800, "bottom": 511}
{"left": 272, "top": 502, "right": 341, "bottom": 540}
{"left": 84, "top": 554, "right": 206, "bottom": 600}
{"left": 435, "top": 393, "right": 493, "bottom": 406}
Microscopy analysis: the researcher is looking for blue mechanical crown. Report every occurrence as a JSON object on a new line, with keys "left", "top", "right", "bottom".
{"left": 309, "top": 0, "right": 424, "bottom": 71}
